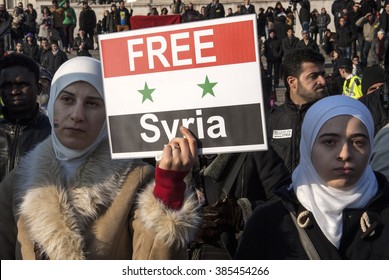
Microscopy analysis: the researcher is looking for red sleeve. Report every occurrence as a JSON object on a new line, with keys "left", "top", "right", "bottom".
{"left": 153, "top": 166, "right": 188, "bottom": 210}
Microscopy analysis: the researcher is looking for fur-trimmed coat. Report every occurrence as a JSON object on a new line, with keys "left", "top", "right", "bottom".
{"left": 0, "top": 138, "right": 200, "bottom": 260}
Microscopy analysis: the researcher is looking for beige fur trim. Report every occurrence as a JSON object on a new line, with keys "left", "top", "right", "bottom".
{"left": 20, "top": 186, "right": 85, "bottom": 260}
{"left": 136, "top": 184, "right": 200, "bottom": 248}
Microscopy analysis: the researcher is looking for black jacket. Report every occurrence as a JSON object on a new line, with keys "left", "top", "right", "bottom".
{"left": 235, "top": 172, "right": 389, "bottom": 259}
{"left": 267, "top": 93, "right": 314, "bottom": 173}
{"left": 73, "top": 35, "right": 93, "bottom": 57}
{"left": 0, "top": 105, "right": 51, "bottom": 182}
{"left": 359, "top": 89, "right": 389, "bottom": 135}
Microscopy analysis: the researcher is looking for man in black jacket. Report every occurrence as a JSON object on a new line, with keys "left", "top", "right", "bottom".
{"left": 0, "top": 54, "right": 51, "bottom": 182}
{"left": 267, "top": 48, "right": 328, "bottom": 173}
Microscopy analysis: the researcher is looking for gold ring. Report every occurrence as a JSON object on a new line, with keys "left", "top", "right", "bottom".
{"left": 171, "top": 145, "right": 180, "bottom": 151}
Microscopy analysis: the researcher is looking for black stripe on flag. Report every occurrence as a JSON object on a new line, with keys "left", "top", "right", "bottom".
{"left": 109, "top": 103, "right": 264, "bottom": 153}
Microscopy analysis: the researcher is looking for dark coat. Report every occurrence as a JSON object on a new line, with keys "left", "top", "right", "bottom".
{"left": 73, "top": 35, "right": 93, "bottom": 57}
{"left": 267, "top": 93, "right": 315, "bottom": 173}
{"left": 296, "top": 38, "right": 320, "bottom": 53}
{"left": 41, "top": 49, "right": 68, "bottom": 75}
{"left": 0, "top": 105, "right": 51, "bottom": 182}
{"left": 235, "top": 172, "right": 389, "bottom": 260}
{"left": 205, "top": 2, "right": 225, "bottom": 19}
{"left": 282, "top": 35, "right": 299, "bottom": 57}
{"left": 79, "top": 7, "right": 96, "bottom": 33}
{"left": 359, "top": 89, "right": 389, "bottom": 135}
{"left": 264, "top": 37, "right": 283, "bottom": 62}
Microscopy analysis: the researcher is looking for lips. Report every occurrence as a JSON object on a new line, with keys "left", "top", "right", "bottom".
{"left": 65, "top": 127, "right": 86, "bottom": 133}
{"left": 333, "top": 167, "right": 354, "bottom": 174}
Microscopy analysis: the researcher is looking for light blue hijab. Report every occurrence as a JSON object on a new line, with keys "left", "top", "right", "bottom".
{"left": 291, "top": 95, "right": 378, "bottom": 248}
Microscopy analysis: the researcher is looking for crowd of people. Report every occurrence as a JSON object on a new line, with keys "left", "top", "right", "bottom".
{"left": 1, "top": 0, "right": 389, "bottom": 260}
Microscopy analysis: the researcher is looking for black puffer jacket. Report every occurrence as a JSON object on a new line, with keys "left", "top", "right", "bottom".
{"left": 0, "top": 105, "right": 51, "bottom": 182}
{"left": 235, "top": 172, "right": 389, "bottom": 260}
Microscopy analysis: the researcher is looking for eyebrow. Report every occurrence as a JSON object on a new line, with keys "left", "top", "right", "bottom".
{"left": 59, "top": 90, "right": 104, "bottom": 101}
{"left": 317, "top": 133, "right": 369, "bottom": 139}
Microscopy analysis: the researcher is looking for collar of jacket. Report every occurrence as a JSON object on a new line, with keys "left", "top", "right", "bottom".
{"left": 284, "top": 90, "right": 317, "bottom": 112}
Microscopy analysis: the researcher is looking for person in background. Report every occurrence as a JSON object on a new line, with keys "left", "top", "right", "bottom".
{"left": 338, "top": 57, "right": 363, "bottom": 99}
{"left": 0, "top": 57, "right": 200, "bottom": 259}
{"left": 37, "top": 66, "right": 52, "bottom": 115}
{"left": 322, "top": 28, "right": 336, "bottom": 56}
{"left": 296, "top": 29, "right": 320, "bottom": 53}
{"left": 106, "top": 3, "right": 118, "bottom": 34}
{"left": 73, "top": 28, "right": 93, "bottom": 57}
{"left": 267, "top": 48, "right": 328, "bottom": 173}
{"left": 161, "top": 7, "right": 168, "bottom": 15}
{"left": 282, "top": 26, "right": 299, "bottom": 58}
{"left": 369, "top": 29, "right": 388, "bottom": 67}
{"left": 79, "top": 1, "right": 96, "bottom": 48}
{"left": 171, "top": 0, "right": 186, "bottom": 15}
{"left": 317, "top": 7, "right": 331, "bottom": 45}
{"left": 359, "top": 64, "right": 388, "bottom": 135}
{"left": 23, "top": 33, "right": 40, "bottom": 62}
{"left": 116, "top": 0, "right": 132, "bottom": 31}
{"left": 240, "top": 0, "right": 255, "bottom": 15}
{"left": 356, "top": 12, "right": 380, "bottom": 67}
{"left": 50, "top": 0, "right": 65, "bottom": 49}
{"left": 205, "top": 0, "right": 225, "bottom": 19}
{"left": 264, "top": 29, "right": 283, "bottom": 89}
{"left": 0, "top": 54, "right": 51, "bottom": 183}
{"left": 236, "top": 95, "right": 389, "bottom": 260}
{"left": 13, "top": 41, "right": 25, "bottom": 54}
{"left": 23, "top": 3, "right": 37, "bottom": 36}
{"left": 60, "top": 0, "right": 77, "bottom": 53}
{"left": 352, "top": 55, "right": 363, "bottom": 76}
{"left": 41, "top": 40, "right": 68, "bottom": 76}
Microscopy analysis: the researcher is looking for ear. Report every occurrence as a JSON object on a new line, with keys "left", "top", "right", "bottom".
{"left": 36, "top": 81, "right": 42, "bottom": 96}
{"left": 287, "top": 76, "right": 297, "bottom": 90}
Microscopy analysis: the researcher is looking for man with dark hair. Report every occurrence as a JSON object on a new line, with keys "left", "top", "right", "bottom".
{"left": 267, "top": 48, "right": 328, "bottom": 172}
{"left": 0, "top": 54, "right": 51, "bottom": 182}
{"left": 79, "top": 1, "right": 96, "bottom": 47}
{"left": 41, "top": 41, "right": 68, "bottom": 75}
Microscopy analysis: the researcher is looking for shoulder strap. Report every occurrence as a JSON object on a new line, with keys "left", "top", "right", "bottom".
{"left": 282, "top": 200, "right": 321, "bottom": 260}
{"left": 221, "top": 153, "right": 247, "bottom": 199}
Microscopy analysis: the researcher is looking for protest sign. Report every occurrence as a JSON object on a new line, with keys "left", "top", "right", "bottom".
{"left": 99, "top": 14, "right": 267, "bottom": 159}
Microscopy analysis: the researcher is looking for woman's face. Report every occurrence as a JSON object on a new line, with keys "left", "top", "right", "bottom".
{"left": 54, "top": 81, "right": 106, "bottom": 150}
{"left": 311, "top": 115, "right": 370, "bottom": 189}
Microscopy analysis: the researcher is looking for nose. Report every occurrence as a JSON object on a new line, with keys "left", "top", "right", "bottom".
{"left": 337, "top": 142, "right": 351, "bottom": 161}
{"left": 70, "top": 102, "right": 85, "bottom": 122}
{"left": 317, "top": 74, "right": 326, "bottom": 85}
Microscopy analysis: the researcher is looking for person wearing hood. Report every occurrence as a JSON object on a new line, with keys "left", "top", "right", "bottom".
{"left": 0, "top": 57, "right": 200, "bottom": 260}
{"left": 236, "top": 95, "right": 389, "bottom": 259}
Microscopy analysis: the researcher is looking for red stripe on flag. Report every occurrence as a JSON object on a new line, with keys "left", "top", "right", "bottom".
{"left": 101, "top": 20, "right": 256, "bottom": 78}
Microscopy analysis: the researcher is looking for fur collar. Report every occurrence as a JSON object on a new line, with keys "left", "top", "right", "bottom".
{"left": 17, "top": 138, "right": 142, "bottom": 259}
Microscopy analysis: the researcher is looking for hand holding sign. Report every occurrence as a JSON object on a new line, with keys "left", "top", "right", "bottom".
{"left": 158, "top": 126, "right": 198, "bottom": 172}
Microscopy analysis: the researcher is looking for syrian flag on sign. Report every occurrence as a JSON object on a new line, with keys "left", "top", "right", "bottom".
{"left": 99, "top": 14, "right": 268, "bottom": 159}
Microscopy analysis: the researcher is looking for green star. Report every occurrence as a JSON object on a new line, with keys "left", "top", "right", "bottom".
{"left": 138, "top": 82, "right": 156, "bottom": 103}
{"left": 197, "top": 75, "right": 217, "bottom": 97}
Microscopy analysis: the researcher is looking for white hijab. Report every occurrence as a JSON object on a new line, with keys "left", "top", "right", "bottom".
{"left": 47, "top": 57, "right": 107, "bottom": 163}
{"left": 291, "top": 95, "right": 378, "bottom": 248}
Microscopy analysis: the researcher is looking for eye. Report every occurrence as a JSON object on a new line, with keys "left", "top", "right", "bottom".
{"left": 321, "top": 138, "right": 335, "bottom": 146}
{"left": 352, "top": 138, "right": 368, "bottom": 147}
{"left": 59, "top": 95, "right": 74, "bottom": 104}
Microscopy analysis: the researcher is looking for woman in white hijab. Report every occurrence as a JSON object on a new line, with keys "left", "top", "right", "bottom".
{"left": 0, "top": 57, "right": 200, "bottom": 260}
{"left": 236, "top": 95, "right": 389, "bottom": 259}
